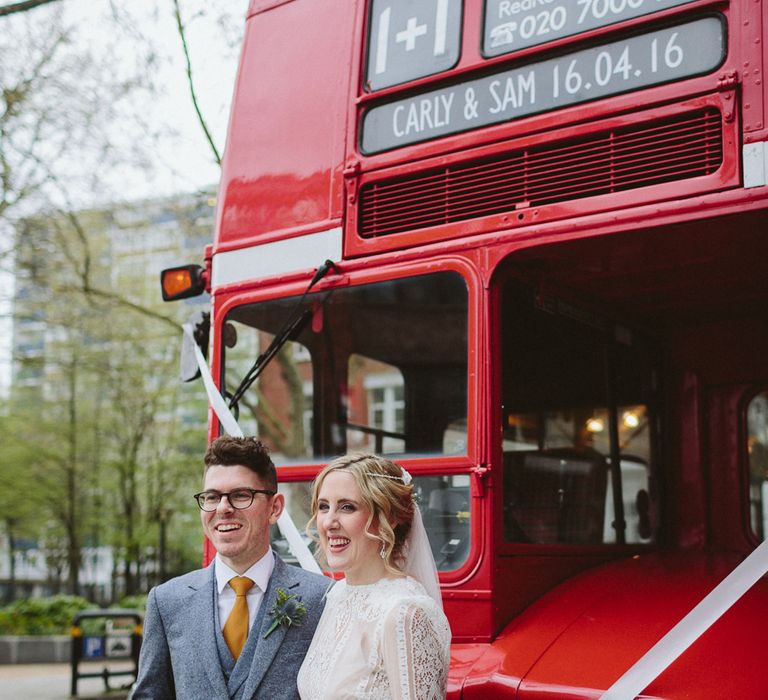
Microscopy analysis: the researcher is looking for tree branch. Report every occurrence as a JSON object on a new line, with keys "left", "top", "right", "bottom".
{"left": 40, "top": 184, "right": 184, "bottom": 332}
{"left": 172, "top": 0, "right": 222, "bottom": 166}
{"left": 0, "top": 0, "right": 61, "bottom": 17}
{"left": 56, "top": 283, "right": 183, "bottom": 331}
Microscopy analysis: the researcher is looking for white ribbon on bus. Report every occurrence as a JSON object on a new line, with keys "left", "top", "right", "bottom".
{"left": 600, "top": 537, "right": 768, "bottom": 699}
{"left": 183, "top": 323, "right": 322, "bottom": 575}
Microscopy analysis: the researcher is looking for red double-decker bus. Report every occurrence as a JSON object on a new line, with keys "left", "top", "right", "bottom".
{"left": 163, "top": 0, "right": 768, "bottom": 696}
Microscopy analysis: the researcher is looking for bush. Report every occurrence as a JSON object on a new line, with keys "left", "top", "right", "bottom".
{"left": 0, "top": 595, "right": 91, "bottom": 635}
{"left": 116, "top": 594, "right": 147, "bottom": 612}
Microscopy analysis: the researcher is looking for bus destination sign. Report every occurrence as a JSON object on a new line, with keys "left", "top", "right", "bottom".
{"left": 361, "top": 16, "right": 724, "bottom": 154}
{"left": 484, "top": 0, "right": 698, "bottom": 57}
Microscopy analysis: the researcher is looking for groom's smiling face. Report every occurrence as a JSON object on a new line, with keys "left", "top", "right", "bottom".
{"left": 201, "top": 464, "right": 283, "bottom": 573}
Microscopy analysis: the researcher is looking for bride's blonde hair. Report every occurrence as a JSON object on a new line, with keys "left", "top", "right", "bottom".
{"left": 308, "top": 453, "right": 414, "bottom": 576}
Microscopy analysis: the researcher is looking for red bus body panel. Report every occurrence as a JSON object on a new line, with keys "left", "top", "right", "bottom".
{"left": 457, "top": 553, "right": 768, "bottom": 698}
{"left": 216, "top": 0, "right": 356, "bottom": 252}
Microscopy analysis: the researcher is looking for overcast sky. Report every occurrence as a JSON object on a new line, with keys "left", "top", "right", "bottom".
{"left": 68, "top": 0, "right": 243, "bottom": 203}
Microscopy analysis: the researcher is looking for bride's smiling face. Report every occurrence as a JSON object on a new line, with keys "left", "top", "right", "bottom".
{"left": 316, "top": 470, "right": 387, "bottom": 585}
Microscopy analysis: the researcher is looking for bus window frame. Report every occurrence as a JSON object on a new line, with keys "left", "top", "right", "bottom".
{"left": 208, "top": 256, "right": 485, "bottom": 584}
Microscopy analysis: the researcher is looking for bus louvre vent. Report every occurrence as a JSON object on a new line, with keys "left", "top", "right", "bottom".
{"left": 358, "top": 109, "right": 722, "bottom": 238}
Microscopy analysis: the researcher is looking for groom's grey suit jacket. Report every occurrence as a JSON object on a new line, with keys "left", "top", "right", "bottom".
{"left": 133, "top": 554, "right": 328, "bottom": 700}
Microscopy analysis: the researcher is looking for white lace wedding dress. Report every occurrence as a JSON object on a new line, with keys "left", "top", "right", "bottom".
{"left": 297, "top": 576, "right": 451, "bottom": 699}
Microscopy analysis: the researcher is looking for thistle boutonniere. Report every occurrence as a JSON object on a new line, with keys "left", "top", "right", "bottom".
{"left": 263, "top": 588, "right": 307, "bottom": 639}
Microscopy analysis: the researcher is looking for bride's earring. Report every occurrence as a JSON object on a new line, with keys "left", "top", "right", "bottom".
{"left": 379, "top": 542, "right": 386, "bottom": 559}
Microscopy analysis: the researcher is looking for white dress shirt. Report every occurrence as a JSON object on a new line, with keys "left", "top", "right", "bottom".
{"left": 215, "top": 550, "right": 275, "bottom": 632}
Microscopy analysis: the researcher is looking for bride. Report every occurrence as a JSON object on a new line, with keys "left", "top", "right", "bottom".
{"left": 297, "top": 453, "right": 451, "bottom": 699}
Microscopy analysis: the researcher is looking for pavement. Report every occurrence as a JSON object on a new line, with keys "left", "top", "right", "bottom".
{"left": 0, "top": 663, "right": 133, "bottom": 700}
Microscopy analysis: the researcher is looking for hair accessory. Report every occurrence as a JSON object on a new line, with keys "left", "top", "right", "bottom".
{"left": 364, "top": 467, "right": 413, "bottom": 485}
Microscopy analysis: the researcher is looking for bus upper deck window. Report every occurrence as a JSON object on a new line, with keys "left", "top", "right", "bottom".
{"left": 747, "top": 391, "right": 768, "bottom": 540}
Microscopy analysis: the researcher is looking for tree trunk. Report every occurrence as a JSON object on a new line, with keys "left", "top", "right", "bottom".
{"left": 158, "top": 510, "right": 168, "bottom": 584}
{"left": 66, "top": 359, "right": 81, "bottom": 595}
{"left": 5, "top": 518, "right": 16, "bottom": 602}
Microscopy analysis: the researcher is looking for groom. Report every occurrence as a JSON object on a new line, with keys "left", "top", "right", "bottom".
{"left": 133, "top": 436, "right": 328, "bottom": 699}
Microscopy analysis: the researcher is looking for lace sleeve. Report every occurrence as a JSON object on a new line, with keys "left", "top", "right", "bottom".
{"left": 381, "top": 599, "right": 450, "bottom": 700}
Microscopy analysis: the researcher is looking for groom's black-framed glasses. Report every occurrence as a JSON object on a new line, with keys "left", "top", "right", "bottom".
{"left": 194, "top": 488, "right": 276, "bottom": 511}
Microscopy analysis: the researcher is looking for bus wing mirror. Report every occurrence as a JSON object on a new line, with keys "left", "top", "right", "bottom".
{"left": 161, "top": 264, "right": 206, "bottom": 301}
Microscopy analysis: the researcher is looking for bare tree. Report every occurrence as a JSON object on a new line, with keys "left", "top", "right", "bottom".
{"left": 172, "top": 0, "right": 221, "bottom": 165}
{"left": 2, "top": 1, "right": 243, "bottom": 596}
{"left": 0, "top": 0, "right": 60, "bottom": 18}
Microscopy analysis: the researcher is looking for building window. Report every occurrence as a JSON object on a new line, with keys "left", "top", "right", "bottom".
{"left": 365, "top": 370, "right": 405, "bottom": 453}
{"left": 346, "top": 357, "right": 405, "bottom": 454}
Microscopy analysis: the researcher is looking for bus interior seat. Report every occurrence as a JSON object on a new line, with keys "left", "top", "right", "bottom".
{"left": 504, "top": 448, "right": 607, "bottom": 544}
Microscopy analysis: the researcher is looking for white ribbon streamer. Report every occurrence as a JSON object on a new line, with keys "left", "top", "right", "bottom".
{"left": 274, "top": 510, "right": 320, "bottom": 574}
{"left": 183, "top": 324, "right": 242, "bottom": 438}
{"left": 182, "top": 323, "right": 322, "bottom": 574}
{"left": 600, "top": 538, "right": 768, "bottom": 699}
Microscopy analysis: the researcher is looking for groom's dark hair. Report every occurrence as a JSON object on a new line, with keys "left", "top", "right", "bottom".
{"left": 203, "top": 436, "right": 277, "bottom": 490}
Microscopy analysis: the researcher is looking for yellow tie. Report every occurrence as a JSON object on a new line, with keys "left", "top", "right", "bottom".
{"left": 223, "top": 576, "right": 255, "bottom": 660}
